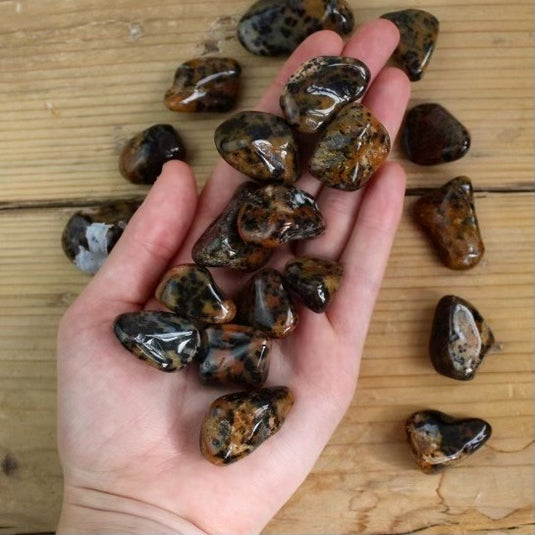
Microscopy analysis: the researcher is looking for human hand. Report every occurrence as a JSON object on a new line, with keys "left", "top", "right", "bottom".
{"left": 56, "top": 18, "right": 410, "bottom": 534}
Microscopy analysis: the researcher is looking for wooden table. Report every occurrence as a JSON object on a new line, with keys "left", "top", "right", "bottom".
{"left": 1, "top": 1, "right": 533, "bottom": 533}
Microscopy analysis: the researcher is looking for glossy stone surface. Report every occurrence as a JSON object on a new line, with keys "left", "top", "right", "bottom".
{"left": 284, "top": 256, "right": 343, "bottom": 312}
{"left": 62, "top": 201, "right": 140, "bottom": 275}
{"left": 198, "top": 324, "right": 271, "bottom": 387}
{"left": 200, "top": 386, "right": 294, "bottom": 465}
{"left": 192, "top": 182, "right": 273, "bottom": 271}
{"left": 156, "top": 264, "right": 236, "bottom": 323}
{"left": 381, "top": 9, "right": 439, "bottom": 82}
{"left": 164, "top": 57, "right": 241, "bottom": 113}
{"left": 406, "top": 410, "right": 492, "bottom": 474}
{"left": 237, "top": 184, "right": 325, "bottom": 248}
{"left": 119, "top": 124, "right": 186, "bottom": 184}
{"left": 238, "top": 0, "right": 354, "bottom": 56}
{"left": 113, "top": 311, "right": 201, "bottom": 372}
{"left": 240, "top": 268, "right": 298, "bottom": 338}
{"left": 414, "top": 176, "right": 484, "bottom": 270}
{"left": 309, "top": 102, "right": 390, "bottom": 191}
{"left": 430, "top": 295, "right": 495, "bottom": 381}
{"left": 402, "top": 103, "right": 470, "bottom": 165}
{"left": 215, "top": 111, "right": 299, "bottom": 184}
{"left": 280, "top": 56, "right": 370, "bottom": 133}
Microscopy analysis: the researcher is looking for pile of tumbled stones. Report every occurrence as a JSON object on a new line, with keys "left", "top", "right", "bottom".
{"left": 61, "top": 0, "right": 496, "bottom": 472}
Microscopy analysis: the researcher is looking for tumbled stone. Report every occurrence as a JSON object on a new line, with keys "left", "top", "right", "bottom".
{"left": 156, "top": 264, "right": 236, "bottom": 324}
{"left": 429, "top": 295, "right": 495, "bottom": 381}
{"left": 309, "top": 102, "right": 390, "bottom": 191}
{"left": 61, "top": 201, "right": 140, "bottom": 275}
{"left": 240, "top": 268, "right": 298, "bottom": 338}
{"left": 280, "top": 56, "right": 370, "bottom": 134}
{"left": 119, "top": 124, "right": 186, "bottom": 184}
{"left": 284, "top": 257, "right": 343, "bottom": 313}
{"left": 402, "top": 103, "right": 470, "bottom": 165}
{"left": 238, "top": 0, "right": 354, "bottom": 56}
{"left": 381, "top": 9, "right": 439, "bottom": 82}
{"left": 414, "top": 176, "right": 484, "bottom": 270}
{"left": 198, "top": 324, "right": 271, "bottom": 387}
{"left": 237, "top": 184, "right": 325, "bottom": 248}
{"left": 214, "top": 111, "right": 299, "bottom": 184}
{"left": 113, "top": 311, "right": 201, "bottom": 372}
{"left": 192, "top": 182, "right": 273, "bottom": 271}
{"left": 406, "top": 409, "right": 492, "bottom": 474}
{"left": 200, "top": 386, "right": 294, "bottom": 465}
{"left": 164, "top": 57, "right": 241, "bottom": 113}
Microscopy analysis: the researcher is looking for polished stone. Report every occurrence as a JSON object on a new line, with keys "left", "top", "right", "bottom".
{"left": 414, "top": 176, "right": 484, "bottom": 270}
{"left": 402, "top": 103, "right": 470, "bottom": 165}
{"left": 119, "top": 124, "right": 186, "bottom": 184}
{"left": 192, "top": 182, "right": 273, "bottom": 271}
{"left": 284, "top": 256, "right": 343, "bottom": 312}
{"left": 164, "top": 57, "right": 241, "bottom": 113}
{"left": 406, "top": 409, "right": 492, "bottom": 473}
{"left": 238, "top": 0, "right": 354, "bottom": 56}
{"left": 237, "top": 184, "right": 325, "bottom": 247}
{"left": 280, "top": 56, "right": 370, "bottom": 133}
{"left": 309, "top": 102, "right": 390, "bottom": 191}
{"left": 156, "top": 264, "right": 236, "bottom": 323}
{"left": 214, "top": 111, "right": 300, "bottom": 184}
{"left": 381, "top": 9, "right": 439, "bottom": 81}
{"left": 200, "top": 386, "right": 294, "bottom": 464}
{"left": 113, "top": 311, "right": 201, "bottom": 372}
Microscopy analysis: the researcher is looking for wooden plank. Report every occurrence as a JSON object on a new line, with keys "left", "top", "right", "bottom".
{"left": 0, "top": 192, "right": 532, "bottom": 533}
{"left": 0, "top": 0, "right": 533, "bottom": 205}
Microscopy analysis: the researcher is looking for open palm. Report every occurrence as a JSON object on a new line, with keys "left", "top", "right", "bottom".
{"left": 57, "top": 19, "right": 410, "bottom": 534}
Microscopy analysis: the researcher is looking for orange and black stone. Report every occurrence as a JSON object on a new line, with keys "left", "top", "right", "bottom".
{"left": 200, "top": 386, "right": 294, "bottom": 465}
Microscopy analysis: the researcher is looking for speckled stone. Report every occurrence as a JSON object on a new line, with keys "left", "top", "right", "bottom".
{"left": 119, "top": 124, "right": 187, "bottom": 184}
{"left": 61, "top": 201, "right": 140, "bottom": 275}
{"left": 113, "top": 311, "right": 201, "bottom": 372}
{"left": 192, "top": 182, "right": 273, "bottom": 271}
{"left": 237, "top": 184, "right": 325, "bottom": 248}
{"left": 164, "top": 57, "right": 241, "bottom": 113}
{"left": 200, "top": 386, "right": 294, "bottom": 465}
{"left": 156, "top": 264, "right": 236, "bottom": 324}
{"left": 238, "top": 0, "right": 354, "bottom": 56}
{"left": 402, "top": 103, "right": 470, "bottom": 165}
{"left": 381, "top": 9, "right": 439, "bottom": 82}
{"left": 309, "top": 102, "right": 390, "bottom": 191}
{"left": 198, "top": 324, "right": 271, "bottom": 387}
{"left": 280, "top": 56, "right": 370, "bottom": 134}
{"left": 414, "top": 176, "right": 484, "bottom": 270}
{"left": 214, "top": 111, "right": 300, "bottom": 184}
{"left": 406, "top": 410, "right": 492, "bottom": 474}
{"left": 284, "top": 256, "right": 343, "bottom": 312}
{"left": 429, "top": 295, "right": 495, "bottom": 381}
{"left": 240, "top": 268, "right": 298, "bottom": 338}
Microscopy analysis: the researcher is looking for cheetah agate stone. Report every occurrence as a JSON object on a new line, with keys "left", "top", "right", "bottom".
{"left": 192, "top": 182, "right": 273, "bottom": 271}
{"left": 198, "top": 324, "right": 271, "bottom": 387}
{"left": 237, "top": 184, "right": 325, "bottom": 248}
{"left": 119, "top": 124, "right": 186, "bottom": 184}
{"left": 284, "top": 257, "right": 343, "bottom": 313}
{"left": 280, "top": 56, "right": 370, "bottom": 134}
{"left": 381, "top": 9, "right": 439, "bottom": 82}
{"left": 309, "top": 102, "right": 390, "bottom": 191}
{"left": 238, "top": 0, "right": 354, "bottom": 56}
{"left": 430, "top": 295, "right": 495, "bottom": 381}
{"left": 200, "top": 386, "right": 294, "bottom": 465}
{"left": 215, "top": 111, "right": 300, "bottom": 184}
{"left": 164, "top": 57, "right": 241, "bottom": 113}
{"left": 406, "top": 410, "right": 492, "bottom": 474}
{"left": 414, "top": 176, "right": 484, "bottom": 270}
{"left": 156, "top": 264, "right": 236, "bottom": 324}
{"left": 113, "top": 311, "right": 201, "bottom": 372}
